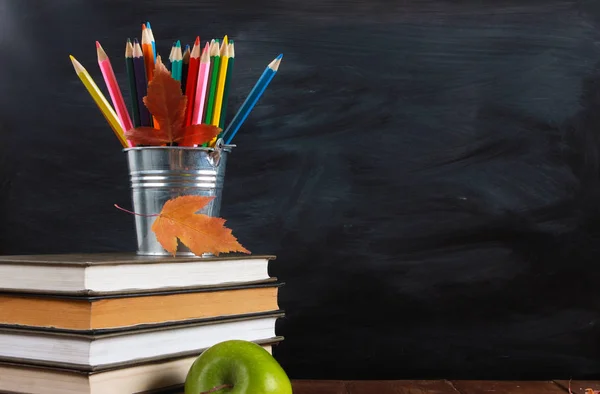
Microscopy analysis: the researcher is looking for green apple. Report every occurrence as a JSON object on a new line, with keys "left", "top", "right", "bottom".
{"left": 184, "top": 340, "right": 293, "bottom": 394}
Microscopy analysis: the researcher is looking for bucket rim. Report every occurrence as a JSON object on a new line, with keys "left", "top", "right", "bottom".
{"left": 123, "top": 144, "right": 235, "bottom": 153}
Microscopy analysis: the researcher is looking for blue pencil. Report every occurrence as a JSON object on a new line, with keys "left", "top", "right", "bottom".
{"left": 146, "top": 22, "right": 156, "bottom": 61}
{"left": 132, "top": 39, "right": 152, "bottom": 127}
{"left": 223, "top": 54, "right": 282, "bottom": 145}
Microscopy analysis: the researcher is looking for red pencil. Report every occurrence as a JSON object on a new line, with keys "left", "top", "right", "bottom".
{"left": 184, "top": 37, "right": 201, "bottom": 127}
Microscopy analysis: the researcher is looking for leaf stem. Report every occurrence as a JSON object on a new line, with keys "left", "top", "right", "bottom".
{"left": 114, "top": 204, "right": 159, "bottom": 217}
{"left": 200, "top": 384, "right": 233, "bottom": 394}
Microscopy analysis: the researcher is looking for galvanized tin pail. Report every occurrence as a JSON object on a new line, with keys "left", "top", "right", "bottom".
{"left": 124, "top": 142, "right": 233, "bottom": 256}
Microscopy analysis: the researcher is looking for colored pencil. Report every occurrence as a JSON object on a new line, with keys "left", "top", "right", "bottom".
{"left": 184, "top": 37, "right": 200, "bottom": 126}
{"left": 170, "top": 43, "right": 177, "bottom": 80}
{"left": 146, "top": 22, "right": 156, "bottom": 61}
{"left": 69, "top": 55, "right": 128, "bottom": 148}
{"left": 202, "top": 40, "right": 216, "bottom": 120}
{"left": 96, "top": 41, "right": 133, "bottom": 134}
{"left": 223, "top": 54, "right": 283, "bottom": 145}
{"left": 125, "top": 39, "right": 140, "bottom": 128}
{"left": 167, "top": 42, "right": 176, "bottom": 71}
{"left": 168, "top": 42, "right": 175, "bottom": 62}
{"left": 191, "top": 42, "right": 211, "bottom": 125}
{"left": 218, "top": 41, "right": 235, "bottom": 131}
{"left": 171, "top": 41, "right": 182, "bottom": 82}
{"left": 203, "top": 40, "right": 221, "bottom": 125}
{"left": 141, "top": 25, "right": 154, "bottom": 83}
{"left": 181, "top": 44, "right": 191, "bottom": 92}
{"left": 133, "top": 39, "right": 152, "bottom": 127}
{"left": 211, "top": 35, "right": 229, "bottom": 128}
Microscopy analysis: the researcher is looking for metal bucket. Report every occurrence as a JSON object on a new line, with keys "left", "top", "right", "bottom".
{"left": 124, "top": 142, "right": 233, "bottom": 256}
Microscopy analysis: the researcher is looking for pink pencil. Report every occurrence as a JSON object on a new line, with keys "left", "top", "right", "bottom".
{"left": 192, "top": 42, "right": 211, "bottom": 125}
{"left": 96, "top": 41, "right": 134, "bottom": 137}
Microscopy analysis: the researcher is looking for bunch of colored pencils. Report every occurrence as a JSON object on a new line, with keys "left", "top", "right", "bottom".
{"left": 69, "top": 22, "right": 283, "bottom": 148}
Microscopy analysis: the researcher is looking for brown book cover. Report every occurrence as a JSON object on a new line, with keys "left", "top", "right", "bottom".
{"left": 0, "top": 282, "right": 283, "bottom": 332}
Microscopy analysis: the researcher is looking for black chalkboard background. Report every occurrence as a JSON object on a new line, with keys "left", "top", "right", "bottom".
{"left": 2, "top": 0, "right": 600, "bottom": 380}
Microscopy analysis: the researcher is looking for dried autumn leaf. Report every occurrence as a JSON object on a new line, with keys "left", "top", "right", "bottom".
{"left": 143, "top": 56, "right": 186, "bottom": 142}
{"left": 125, "top": 124, "right": 220, "bottom": 146}
{"left": 151, "top": 195, "right": 250, "bottom": 257}
{"left": 179, "top": 124, "right": 221, "bottom": 146}
{"left": 124, "top": 56, "right": 220, "bottom": 147}
{"left": 124, "top": 127, "right": 169, "bottom": 146}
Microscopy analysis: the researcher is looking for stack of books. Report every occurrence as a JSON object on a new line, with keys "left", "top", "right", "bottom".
{"left": 0, "top": 253, "right": 284, "bottom": 393}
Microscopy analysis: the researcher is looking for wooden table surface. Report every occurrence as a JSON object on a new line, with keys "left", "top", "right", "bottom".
{"left": 291, "top": 380, "right": 600, "bottom": 393}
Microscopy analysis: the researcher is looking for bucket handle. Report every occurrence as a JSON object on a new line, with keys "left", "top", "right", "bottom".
{"left": 207, "top": 138, "right": 225, "bottom": 167}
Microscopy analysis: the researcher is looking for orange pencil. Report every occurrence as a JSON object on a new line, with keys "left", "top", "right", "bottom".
{"left": 141, "top": 24, "right": 158, "bottom": 128}
{"left": 141, "top": 24, "right": 154, "bottom": 83}
{"left": 184, "top": 37, "right": 201, "bottom": 126}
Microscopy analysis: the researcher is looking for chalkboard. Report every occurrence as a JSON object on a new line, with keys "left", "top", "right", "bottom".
{"left": 2, "top": 0, "right": 600, "bottom": 380}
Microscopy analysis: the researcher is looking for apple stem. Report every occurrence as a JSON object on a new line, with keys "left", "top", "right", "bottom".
{"left": 199, "top": 384, "right": 233, "bottom": 394}
{"left": 113, "top": 204, "right": 159, "bottom": 217}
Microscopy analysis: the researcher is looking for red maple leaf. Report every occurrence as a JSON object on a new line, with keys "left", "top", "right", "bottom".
{"left": 125, "top": 56, "right": 220, "bottom": 146}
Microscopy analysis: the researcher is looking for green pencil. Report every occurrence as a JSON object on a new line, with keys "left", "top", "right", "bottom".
{"left": 125, "top": 38, "right": 140, "bottom": 127}
{"left": 172, "top": 40, "right": 183, "bottom": 82}
{"left": 218, "top": 41, "right": 235, "bottom": 131}
{"left": 203, "top": 39, "right": 221, "bottom": 125}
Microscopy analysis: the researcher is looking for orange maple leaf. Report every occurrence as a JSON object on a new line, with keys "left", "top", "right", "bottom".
{"left": 151, "top": 195, "right": 250, "bottom": 257}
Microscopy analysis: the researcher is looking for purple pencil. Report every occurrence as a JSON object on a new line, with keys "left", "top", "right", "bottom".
{"left": 133, "top": 38, "right": 151, "bottom": 127}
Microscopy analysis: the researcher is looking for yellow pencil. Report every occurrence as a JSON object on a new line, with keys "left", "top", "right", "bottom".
{"left": 69, "top": 55, "right": 128, "bottom": 148}
{"left": 211, "top": 35, "right": 229, "bottom": 127}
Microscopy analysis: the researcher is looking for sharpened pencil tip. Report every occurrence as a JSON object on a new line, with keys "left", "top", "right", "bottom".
{"left": 127, "top": 37, "right": 131, "bottom": 43}
{"left": 134, "top": 37, "right": 139, "bottom": 44}
{"left": 176, "top": 40, "right": 181, "bottom": 47}
{"left": 69, "top": 55, "right": 84, "bottom": 73}
{"left": 141, "top": 23, "right": 146, "bottom": 30}
{"left": 195, "top": 36, "right": 200, "bottom": 45}
{"left": 267, "top": 55, "right": 283, "bottom": 71}
{"left": 96, "top": 41, "right": 108, "bottom": 61}
{"left": 146, "top": 21, "right": 151, "bottom": 29}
